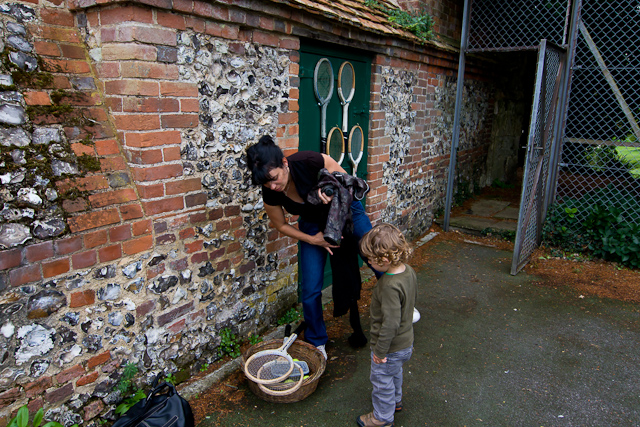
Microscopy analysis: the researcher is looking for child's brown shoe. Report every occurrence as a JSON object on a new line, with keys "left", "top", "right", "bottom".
{"left": 356, "top": 412, "right": 394, "bottom": 427}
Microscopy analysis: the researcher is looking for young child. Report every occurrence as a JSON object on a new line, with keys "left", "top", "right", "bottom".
{"left": 357, "top": 223, "right": 417, "bottom": 427}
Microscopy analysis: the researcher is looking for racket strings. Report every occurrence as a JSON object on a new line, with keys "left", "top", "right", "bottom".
{"left": 246, "top": 353, "right": 293, "bottom": 382}
{"left": 327, "top": 128, "right": 344, "bottom": 161}
{"left": 339, "top": 63, "right": 354, "bottom": 99}
{"left": 316, "top": 62, "right": 333, "bottom": 100}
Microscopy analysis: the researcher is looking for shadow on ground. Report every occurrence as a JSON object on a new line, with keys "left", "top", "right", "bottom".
{"left": 194, "top": 237, "right": 640, "bottom": 427}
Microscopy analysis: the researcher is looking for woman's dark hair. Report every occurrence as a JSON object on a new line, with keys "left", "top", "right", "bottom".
{"left": 246, "top": 135, "right": 285, "bottom": 185}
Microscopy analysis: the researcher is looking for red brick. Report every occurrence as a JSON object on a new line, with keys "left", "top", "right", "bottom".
{"left": 157, "top": 301, "right": 194, "bottom": 327}
{"left": 121, "top": 204, "right": 144, "bottom": 220}
{"left": 55, "top": 236, "right": 83, "bottom": 255}
{"left": 179, "top": 227, "right": 195, "bottom": 239}
{"left": 24, "top": 376, "right": 52, "bottom": 398}
{"left": 165, "top": 178, "right": 201, "bottom": 195}
{"left": 34, "top": 40, "right": 61, "bottom": 56}
{"left": 62, "top": 198, "right": 88, "bottom": 213}
{"left": 98, "top": 244, "right": 122, "bottom": 262}
{"left": 42, "top": 58, "right": 90, "bottom": 74}
{"left": 125, "top": 130, "right": 182, "bottom": 148}
{"left": 167, "top": 318, "right": 185, "bottom": 334}
{"left": 83, "top": 400, "right": 104, "bottom": 421}
{"left": 105, "top": 80, "right": 159, "bottom": 96}
{"left": 70, "top": 289, "right": 95, "bottom": 308}
{"left": 71, "top": 142, "right": 96, "bottom": 156}
{"left": 100, "top": 157, "right": 127, "bottom": 172}
{"left": 84, "top": 230, "right": 108, "bottom": 249}
{"left": 87, "top": 351, "right": 111, "bottom": 369}
{"left": 100, "top": 6, "right": 153, "bottom": 25}
{"left": 60, "top": 44, "right": 86, "bottom": 59}
{"left": 24, "top": 91, "right": 52, "bottom": 106}
{"left": 95, "top": 139, "right": 120, "bottom": 156}
{"left": 56, "top": 364, "right": 85, "bottom": 384}
{"left": 76, "top": 371, "right": 99, "bottom": 387}
{"left": 185, "top": 193, "right": 206, "bottom": 208}
{"left": 120, "top": 62, "right": 179, "bottom": 81}
{"left": 129, "top": 148, "right": 163, "bottom": 164}
{"left": 67, "top": 209, "right": 120, "bottom": 233}
{"left": 132, "top": 219, "right": 152, "bottom": 236}
{"left": 115, "top": 25, "right": 176, "bottom": 46}
{"left": 132, "top": 164, "right": 183, "bottom": 182}
{"left": 185, "top": 240, "right": 203, "bottom": 254}
{"left": 101, "top": 43, "right": 157, "bottom": 61}
{"left": 161, "top": 114, "right": 198, "bottom": 128}
{"left": 122, "top": 235, "right": 153, "bottom": 255}
{"left": 143, "top": 197, "right": 184, "bottom": 215}
{"left": 57, "top": 175, "right": 109, "bottom": 193}
{"left": 160, "top": 82, "right": 198, "bottom": 97}
{"left": 180, "top": 98, "right": 199, "bottom": 113}
{"left": 114, "top": 114, "right": 161, "bottom": 131}
{"left": 10, "top": 265, "right": 41, "bottom": 287}
{"left": 191, "top": 252, "right": 208, "bottom": 264}
{"left": 89, "top": 189, "right": 138, "bottom": 208}
{"left": 109, "top": 224, "right": 132, "bottom": 242}
{"left": 157, "top": 11, "right": 186, "bottom": 29}
{"left": 0, "top": 387, "right": 22, "bottom": 409}
{"left": 26, "top": 242, "right": 54, "bottom": 263}
{"left": 45, "top": 383, "right": 74, "bottom": 404}
{"left": 0, "top": 248, "right": 23, "bottom": 270}
{"left": 72, "top": 250, "right": 97, "bottom": 269}
{"left": 137, "top": 183, "right": 164, "bottom": 199}
{"left": 41, "top": 8, "right": 75, "bottom": 26}
{"left": 42, "top": 258, "right": 70, "bottom": 278}
{"left": 37, "top": 26, "right": 81, "bottom": 43}
{"left": 123, "top": 97, "right": 180, "bottom": 113}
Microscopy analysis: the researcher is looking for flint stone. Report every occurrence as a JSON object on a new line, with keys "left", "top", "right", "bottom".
{"left": 60, "top": 344, "right": 82, "bottom": 364}
{"left": 29, "top": 360, "right": 49, "bottom": 378}
{"left": 45, "top": 188, "right": 58, "bottom": 201}
{"left": 61, "top": 312, "right": 80, "bottom": 326}
{"left": 82, "top": 334, "right": 103, "bottom": 353}
{"left": 9, "top": 51, "right": 37, "bottom": 71}
{"left": 6, "top": 21, "right": 26, "bottom": 35}
{"left": 58, "top": 327, "right": 77, "bottom": 344}
{"left": 51, "top": 160, "right": 79, "bottom": 176}
{"left": 0, "top": 127, "right": 29, "bottom": 149}
{"left": 97, "top": 284, "right": 121, "bottom": 301}
{"left": 147, "top": 254, "right": 166, "bottom": 267}
{"left": 108, "top": 312, "right": 123, "bottom": 326}
{"left": 122, "top": 261, "right": 141, "bottom": 278}
{"left": 27, "top": 290, "right": 66, "bottom": 318}
{"left": 124, "top": 313, "right": 135, "bottom": 327}
{"left": 32, "top": 218, "right": 66, "bottom": 239}
{"left": 16, "top": 324, "right": 55, "bottom": 364}
{"left": 33, "top": 127, "right": 62, "bottom": 145}
{"left": 149, "top": 275, "right": 178, "bottom": 294}
{"left": 0, "top": 223, "right": 32, "bottom": 248}
{"left": 17, "top": 187, "right": 42, "bottom": 207}
{"left": 0, "top": 104, "right": 26, "bottom": 125}
{"left": 0, "top": 367, "right": 25, "bottom": 391}
{"left": 6, "top": 35, "right": 32, "bottom": 52}
{"left": 1, "top": 321, "right": 14, "bottom": 338}
{"left": 0, "top": 91, "right": 23, "bottom": 103}
{"left": 0, "top": 170, "right": 25, "bottom": 184}
{"left": 0, "top": 3, "right": 36, "bottom": 22}
{"left": 94, "top": 265, "right": 116, "bottom": 279}
{"left": 0, "top": 75, "right": 13, "bottom": 86}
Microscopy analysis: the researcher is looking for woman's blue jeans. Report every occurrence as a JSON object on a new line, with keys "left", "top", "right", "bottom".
{"left": 298, "top": 200, "right": 377, "bottom": 346}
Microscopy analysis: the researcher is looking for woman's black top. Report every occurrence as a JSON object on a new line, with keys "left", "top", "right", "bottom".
{"left": 262, "top": 151, "right": 329, "bottom": 224}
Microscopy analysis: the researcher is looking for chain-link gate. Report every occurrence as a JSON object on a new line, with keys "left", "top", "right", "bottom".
{"left": 511, "top": 41, "right": 567, "bottom": 274}
{"left": 445, "top": 0, "right": 639, "bottom": 273}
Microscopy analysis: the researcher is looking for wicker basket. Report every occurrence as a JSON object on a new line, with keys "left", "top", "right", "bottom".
{"left": 242, "top": 339, "right": 326, "bottom": 403}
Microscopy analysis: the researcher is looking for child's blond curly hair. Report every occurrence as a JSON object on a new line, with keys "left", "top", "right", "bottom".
{"left": 359, "top": 223, "right": 412, "bottom": 267}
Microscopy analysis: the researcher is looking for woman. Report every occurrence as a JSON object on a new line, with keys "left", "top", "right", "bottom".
{"left": 246, "top": 135, "right": 378, "bottom": 359}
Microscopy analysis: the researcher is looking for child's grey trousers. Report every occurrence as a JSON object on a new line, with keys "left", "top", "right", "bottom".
{"left": 370, "top": 345, "right": 414, "bottom": 423}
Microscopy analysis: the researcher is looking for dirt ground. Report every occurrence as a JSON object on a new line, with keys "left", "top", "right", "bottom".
{"left": 185, "top": 222, "right": 640, "bottom": 425}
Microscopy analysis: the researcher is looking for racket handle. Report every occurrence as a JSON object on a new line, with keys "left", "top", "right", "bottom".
{"left": 282, "top": 333, "right": 297, "bottom": 351}
{"left": 321, "top": 136, "right": 327, "bottom": 154}
{"left": 284, "top": 324, "right": 292, "bottom": 337}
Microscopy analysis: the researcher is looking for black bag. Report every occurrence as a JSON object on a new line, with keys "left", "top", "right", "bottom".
{"left": 112, "top": 375, "right": 194, "bottom": 427}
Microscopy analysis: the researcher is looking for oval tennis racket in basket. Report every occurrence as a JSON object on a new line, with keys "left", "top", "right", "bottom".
{"left": 257, "top": 362, "right": 305, "bottom": 396}
{"left": 326, "top": 126, "right": 345, "bottom": 165}
{"left": 244, "top": 332, "right": 298, "bottom": 385}
{"left": 314, "top": 58, "right": 334, "bottom": 153}
{"left": 348, "top": 125, "right": 364, "bottom": 176}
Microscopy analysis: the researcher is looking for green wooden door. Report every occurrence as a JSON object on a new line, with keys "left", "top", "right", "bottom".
{"left": 298, "top": 41, "right": 372, "bottom": 289}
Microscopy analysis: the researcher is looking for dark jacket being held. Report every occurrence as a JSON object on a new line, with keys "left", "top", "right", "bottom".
{"left": 306, "top": 169, "right": 369, "bottom": 246}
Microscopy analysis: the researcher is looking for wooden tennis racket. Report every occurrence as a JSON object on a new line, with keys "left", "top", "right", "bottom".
{"left": 348, "top": 125, "right": 364, "bottom": 176}
{"left": 337, "top": 61, "right": 355, "bottom": 135}
{"left": 313, "top": 58, "right": 334, "bottom": 153}
{"left": 244, "top": 333, "right": 297, "bottom": 385}
{"left": 326, "top": 126, "right": 345, "bottom": 165}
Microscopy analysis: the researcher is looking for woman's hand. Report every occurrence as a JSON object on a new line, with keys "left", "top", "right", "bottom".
{"left": 372, "top": 354, "right": 387, "bottom": 364}
{"left": 308, "top": 232, "right": 339, "bottom": 255}
{"left": 317, "top": 188, "right": 333, "bottom": 204}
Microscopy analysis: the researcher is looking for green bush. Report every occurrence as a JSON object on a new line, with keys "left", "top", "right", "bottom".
{"left": 218, "top": 328, "right": 241, "bottom": 359}
{"left": 8, "top": 407, "right": 64, "bottom": 427}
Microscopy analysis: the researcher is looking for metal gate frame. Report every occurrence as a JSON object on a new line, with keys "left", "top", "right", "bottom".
{"left": 511, "top": 40, "right": 567, "bottom": 275}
